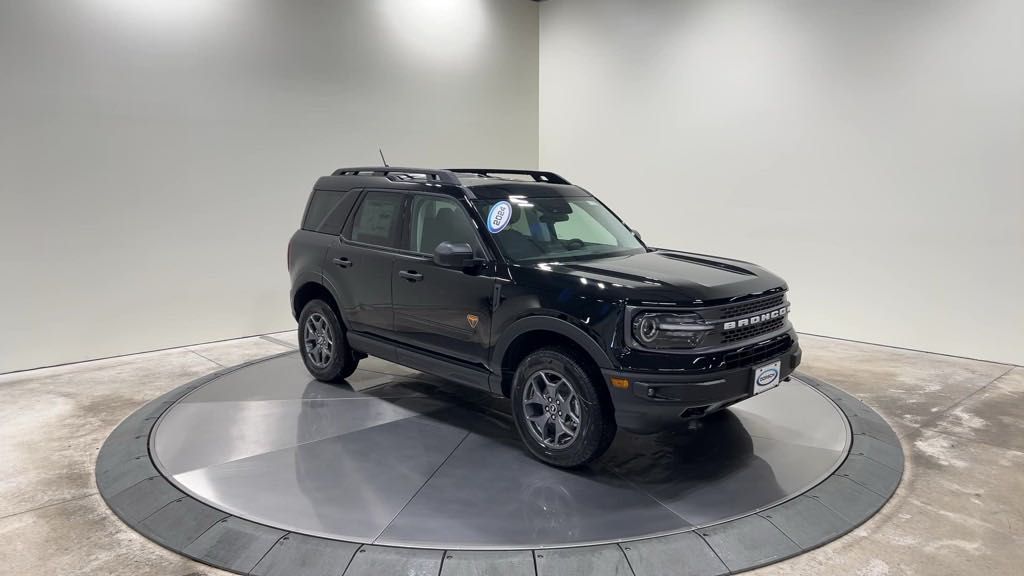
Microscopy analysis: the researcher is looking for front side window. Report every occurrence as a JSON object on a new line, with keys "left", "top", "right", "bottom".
{"left": 350, "top": 191, "right": 404, "bottom": 248}
{"left": 407, "top": 195, "right": 483, "bottom": 255}
{"left": 472, "top": 196, "right": 644, "bottom": 263}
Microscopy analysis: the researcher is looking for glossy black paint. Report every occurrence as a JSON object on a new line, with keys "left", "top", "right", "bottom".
{"left": 288, "top": 167, "right": 801, "bottom": 431}
{"left": 326, "top": 240, "right": 396, "bottom": 336}
{"left": 392, "top": 250, "right": 494, "bottom": 367}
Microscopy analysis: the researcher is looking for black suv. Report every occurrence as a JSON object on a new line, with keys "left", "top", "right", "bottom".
{"left": 288, "top": 167, "right": 801, "bottom": 467}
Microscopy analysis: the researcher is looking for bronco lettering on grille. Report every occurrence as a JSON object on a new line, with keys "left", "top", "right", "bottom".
{"left": 722, "top": 306, "right": 790, "bottom": 331}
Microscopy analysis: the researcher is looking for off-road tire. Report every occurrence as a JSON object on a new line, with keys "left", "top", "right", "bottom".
{"left": 298, "top": 299, "right": 359, "bottom": 382}
{"left": 511, "top": 347, "right": 616, "bottom": 468}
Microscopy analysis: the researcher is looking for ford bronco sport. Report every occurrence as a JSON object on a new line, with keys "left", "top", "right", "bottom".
{"left": 288, "top": 167, "right": 801, "bottom": 467}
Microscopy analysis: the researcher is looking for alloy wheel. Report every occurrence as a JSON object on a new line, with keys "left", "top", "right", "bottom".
{"left": 521, "top": 369, "right": 582, "bottom": 449}
{"left": 303, "top": 312, "right": 334, "bottom": 369}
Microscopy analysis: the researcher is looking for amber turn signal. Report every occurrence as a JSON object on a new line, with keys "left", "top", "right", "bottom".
{"left": 610, "top": 377, "right": 630, "bottom": 390}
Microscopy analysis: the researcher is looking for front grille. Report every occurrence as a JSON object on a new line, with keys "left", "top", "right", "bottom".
{"left": 720, "top": 294, "right": 786, "bottom": 320}
{"left": 721, "top": 317, "right": 785, "bottom": 344}
{"left": 723, "top": 334, "right": 793, "bottom": 370}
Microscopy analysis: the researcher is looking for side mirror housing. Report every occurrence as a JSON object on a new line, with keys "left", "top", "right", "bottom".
{"left": 433, "top": 241, "right": 478, "bottom": 269}
{"left": 631, "top": 229, "right": 643, "bottom": 241}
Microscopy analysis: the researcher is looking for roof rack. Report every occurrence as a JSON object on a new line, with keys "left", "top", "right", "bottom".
{"left": 332, "top": 166, "right": 461, "bottom": 185}
{"left": 447, "top": 168, "right": 571, "bottom": 185}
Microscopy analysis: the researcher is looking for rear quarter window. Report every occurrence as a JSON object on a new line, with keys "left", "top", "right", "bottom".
{"left": 302, "top": 190, "right": 352, "bottom": 235}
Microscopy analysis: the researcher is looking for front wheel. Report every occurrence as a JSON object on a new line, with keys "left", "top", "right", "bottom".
{"left": 298, "top": 299, "right": 358, "bottom": 382}
{"left": 511, "top": 348, "right": 616, "bottom": 468}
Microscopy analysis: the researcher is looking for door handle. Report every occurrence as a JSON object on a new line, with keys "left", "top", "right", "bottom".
{"left": 398, "top": 270, "right": 424, "bottom": 282}
{"left": 333, "top": 257, "right": 352, "bottom": 268}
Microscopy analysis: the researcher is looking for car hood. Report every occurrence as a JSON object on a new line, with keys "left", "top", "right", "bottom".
{"left": 515, "top": 249, "right": 786, "bottom": 306}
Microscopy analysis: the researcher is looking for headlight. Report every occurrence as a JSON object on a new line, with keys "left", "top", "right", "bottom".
{"left": 632, "top": 312, "right": 713, "bottom": 349}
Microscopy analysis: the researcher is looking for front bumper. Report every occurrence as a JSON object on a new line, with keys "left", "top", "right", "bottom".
{"left": 602, "top": 341, "right": 802, "bottom": 432}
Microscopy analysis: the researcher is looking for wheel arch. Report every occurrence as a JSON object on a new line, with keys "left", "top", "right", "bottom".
{"left": 292, "top": 281, "right": 343, "bottom": 326}
{"left": 493, "top": 316, "right": 613, "bottom": 398}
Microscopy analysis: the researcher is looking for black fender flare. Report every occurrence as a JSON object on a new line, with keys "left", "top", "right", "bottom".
{"left": 318, "top": 274, "right": 351, "bottom": 330}
{"left": 290, "top": 271, "right": 323, "bottom": 315}
{"left": 489, "top": 315, "right": 614, "bottom": 379}
{"left": 292, "top": 275, "right": 349, "bottom": 330}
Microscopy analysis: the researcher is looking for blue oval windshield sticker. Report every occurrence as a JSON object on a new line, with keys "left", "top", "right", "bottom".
{"left": 487, "top": 201, "right": 513, "bottom": 233}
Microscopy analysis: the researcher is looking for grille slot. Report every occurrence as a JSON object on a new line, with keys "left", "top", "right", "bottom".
{"left": 720, "top": 294, "right": 785, "bottom": 320}
{"left": 721, "top": 317, "right": 785, "bottom": 344}
{"left": 723, "top": 334, "right": 793, "bottom": 370}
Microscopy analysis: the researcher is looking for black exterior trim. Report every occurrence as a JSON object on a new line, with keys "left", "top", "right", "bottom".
{"left": 346, "top": 332, "right": 398, "bottom": 363}
{"left": 332, "top": 166, "right": 462, "bottom": 185}
{"left": 490, "top": 315, "right": 614, "bottom": 375}
{"left": 447, "top": 168, "right": 570, "bottom": 185}
{"left": 604, "top": 342, "right": 801, "bottom": 432}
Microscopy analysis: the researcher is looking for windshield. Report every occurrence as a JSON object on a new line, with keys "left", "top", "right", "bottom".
{"left": 473, "top": 195, "right": 645, "bottom": 263}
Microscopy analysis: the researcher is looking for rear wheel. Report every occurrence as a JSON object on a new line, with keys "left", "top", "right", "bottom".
{"left": 511, "top": 348, "right": 616, "bottom": 468}
{"left": 298, "top": 299, "right": 358, "bottom": 382}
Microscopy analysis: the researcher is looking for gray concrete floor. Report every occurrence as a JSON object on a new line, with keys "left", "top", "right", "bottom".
{"left": 0, "top": 333, "right": 1020, "bottom": 575}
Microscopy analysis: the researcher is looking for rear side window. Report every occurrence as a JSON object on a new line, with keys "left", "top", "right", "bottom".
{"left": 302, "top": 190, "right": 351, "bottom": 235}
{"left": 349, "top": 191, "right": 404, "bottom": 248}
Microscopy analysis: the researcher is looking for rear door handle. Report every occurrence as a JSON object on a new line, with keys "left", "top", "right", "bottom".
{"left": 333, "top": 257, "right": 352, "bottom": 268}
{"left": 398, "top": 270, "right": 423, "bottom": 282}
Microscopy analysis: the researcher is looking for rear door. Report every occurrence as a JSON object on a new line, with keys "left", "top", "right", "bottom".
{"left": 392, "top": 193, "right": 495, "bottom": 368}
{"left": 324, "top": 189, "right": 405, "bottom": 338}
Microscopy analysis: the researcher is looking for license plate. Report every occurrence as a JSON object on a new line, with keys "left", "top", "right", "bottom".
{"left": 753, "top": 360, "right": 782, "bottom": 395}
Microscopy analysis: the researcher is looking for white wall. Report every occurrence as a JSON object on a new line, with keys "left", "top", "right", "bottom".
{"left": 540, "top": 0, "right": 1023, "bottom": 365}
{"left": 0, "top": 0, "right": 539, "bottom": 373}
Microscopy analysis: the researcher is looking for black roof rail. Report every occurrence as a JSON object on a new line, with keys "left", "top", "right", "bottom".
{"left": 448, "top": 168, "right": 571, "bottom": 185}
{"left": 332, "top": 166, "right": 461, "bottom": 185}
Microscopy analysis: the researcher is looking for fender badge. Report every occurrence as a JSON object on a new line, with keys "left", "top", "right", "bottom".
{"left": 466, "top": 314, "right": 479, "bottom": 329}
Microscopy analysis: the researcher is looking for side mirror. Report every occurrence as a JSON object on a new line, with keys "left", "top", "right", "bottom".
{"left": 433, "top": 241, "right": 478, "bottom": 269}
{"left": 631, "top": 229, "right": 643, "bottom": 241}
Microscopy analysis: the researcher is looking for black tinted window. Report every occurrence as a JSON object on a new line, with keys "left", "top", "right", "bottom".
{"left": 350, "top": 191, "right": 404, "bottom": 247}
{"left": 408, "top": 195, "right": 483, "bottom": 255}
{"left": 302, "top": 190, "right": 350, "bottom": 234}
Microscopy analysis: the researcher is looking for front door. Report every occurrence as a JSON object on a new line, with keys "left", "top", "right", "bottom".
{"left": 392, "top": 193, "right": 495, "bottom": 367}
